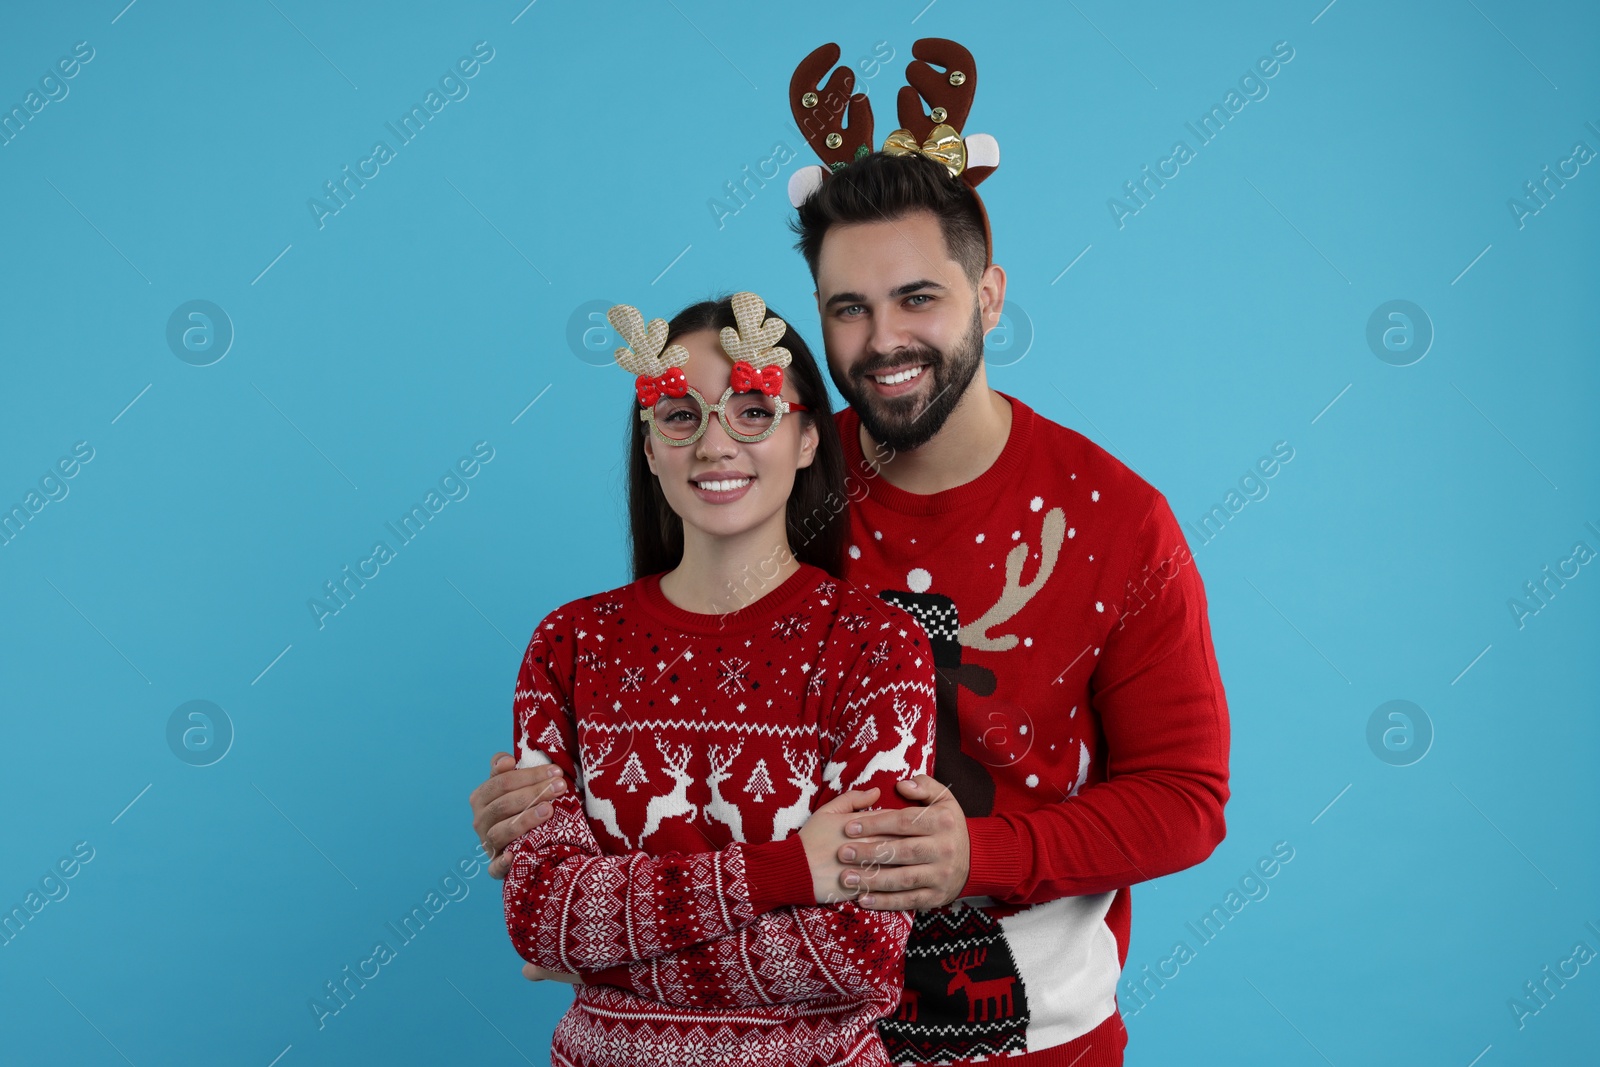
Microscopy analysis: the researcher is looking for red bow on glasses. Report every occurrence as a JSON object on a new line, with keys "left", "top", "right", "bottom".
{"left": 730, "top": 361, "right": 784, "bottom": 396}
{"left": 635, "top": 368, "right": 688, "bottom": 406}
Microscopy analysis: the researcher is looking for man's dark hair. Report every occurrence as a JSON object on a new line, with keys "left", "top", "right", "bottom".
{"left": 788, "top": 152, "right": 989, "bottom": 287}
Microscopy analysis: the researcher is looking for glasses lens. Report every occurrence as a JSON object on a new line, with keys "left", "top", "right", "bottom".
{"left": 725, "top": 391, "right": 780, "bottom": 438}
{"left": 652, "top": 396, "right": 703, "bottom": 440}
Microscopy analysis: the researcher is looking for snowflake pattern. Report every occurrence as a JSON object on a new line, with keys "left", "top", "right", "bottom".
{"left": 620, "top": 666, "right": 645, "bottom": 693}
{"left": 715, "top": 657, "right": 750, "bottom": 695}
{"left": 868, "top": 640, "right": 891, "bottom": 668}
{"left": 839, "top": 612, "right": 872, "bottom": 633}
{"left": 771, "top": 612, "right": 811, "bottom": 642}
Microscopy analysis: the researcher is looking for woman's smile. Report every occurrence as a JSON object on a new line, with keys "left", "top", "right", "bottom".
{"left": 689, "top": 470, "right": 756, "bottom": 503}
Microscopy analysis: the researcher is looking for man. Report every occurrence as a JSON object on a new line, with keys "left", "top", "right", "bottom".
{"left": 472, "top": 41, "right": 1230, "bottom": 1066}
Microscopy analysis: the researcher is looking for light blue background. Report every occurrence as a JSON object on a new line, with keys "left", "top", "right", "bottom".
{"left": 1, "top": 1, "right": 1596, "bottom": 1064}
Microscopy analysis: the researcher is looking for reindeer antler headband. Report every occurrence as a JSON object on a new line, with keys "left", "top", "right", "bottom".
{"left": 608, "top": 291, "right": 792, "bottom": 403}
{"left": 788, "top": 37, "right": 1001, "bottom": 265}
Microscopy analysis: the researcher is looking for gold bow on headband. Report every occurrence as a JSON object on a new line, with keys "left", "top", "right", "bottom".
{"left": 882, "top": 123, "right": 967, "bottom": 177}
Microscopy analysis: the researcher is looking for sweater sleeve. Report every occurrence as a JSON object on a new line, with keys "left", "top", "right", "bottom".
{"left": 502, "top": 611, "right": 809, "bottom": 973}
{"left": 584, "top": 900, "right": 910, "bottom": 1010}
{"left": 961, "top": 495, "right": 1232, "bottom": 903}
{"left": 821, "top": 612, "right": 940, "bottom": 816}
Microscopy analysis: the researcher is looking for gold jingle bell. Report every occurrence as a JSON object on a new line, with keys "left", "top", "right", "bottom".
{"left": 801, "top": 91, "right": 818, "bottom": 108}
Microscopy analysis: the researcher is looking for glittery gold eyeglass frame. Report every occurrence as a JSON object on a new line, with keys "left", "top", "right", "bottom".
{"left": 638, "top": 385, "right": 809, "bottom": 447}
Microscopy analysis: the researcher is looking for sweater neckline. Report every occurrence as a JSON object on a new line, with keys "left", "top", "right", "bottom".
{"left": 840, "top": 391, "right": 1034, "bottom": 516}
{"left": 636, "top": 559, "right": 822, "bottom": 635}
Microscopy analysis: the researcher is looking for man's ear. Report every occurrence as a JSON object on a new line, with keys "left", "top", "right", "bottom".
{"left": 978, "top": 262, "right": 1007, "bottom": 334}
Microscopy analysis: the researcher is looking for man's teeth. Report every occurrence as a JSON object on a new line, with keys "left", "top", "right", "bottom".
{"left": 873, "top": 365, "right": 925, "bottom": 385}
{"left": 695, "top": 477, "right": 751, "bottom": 492}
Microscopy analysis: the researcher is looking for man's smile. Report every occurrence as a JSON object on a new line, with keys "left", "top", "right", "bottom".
{"left": 870, "top": 364, "right": 926, "bottom": 386}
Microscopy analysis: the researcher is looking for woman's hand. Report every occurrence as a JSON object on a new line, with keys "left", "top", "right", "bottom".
{"left": 797, "top": 787, "right": 885, "bottom": 904}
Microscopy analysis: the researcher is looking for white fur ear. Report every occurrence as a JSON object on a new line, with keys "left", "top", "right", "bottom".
{"left": 788, "top": 165, "right": 828, "bottom": 207}
{"left": 964, "top": 133, "right": 1000, "bottom": 171}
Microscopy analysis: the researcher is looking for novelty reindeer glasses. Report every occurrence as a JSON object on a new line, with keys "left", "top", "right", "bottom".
{"left": 788, "top": 37, "right": 1002, "bottom": 265}
{"left": 609, "top": 292, "right": 809, "bottom": 448}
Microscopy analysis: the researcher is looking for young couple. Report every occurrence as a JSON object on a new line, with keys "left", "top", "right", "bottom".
{"left": 472, "top": 38, "right": 1231, "bottom": 1067}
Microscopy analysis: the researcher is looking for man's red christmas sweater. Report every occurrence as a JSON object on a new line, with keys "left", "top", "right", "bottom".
{"left": 503, "top": 564, "right": 940, "bottom": 1067}
{"left": 833, "top": 392, "right": 1232, "bottom": 1067}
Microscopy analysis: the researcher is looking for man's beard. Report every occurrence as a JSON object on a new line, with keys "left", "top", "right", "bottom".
{"left": 832, "top": 303, "right": 986, "bottom": 453}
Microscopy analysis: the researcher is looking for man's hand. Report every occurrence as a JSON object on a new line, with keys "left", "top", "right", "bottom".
{"left": 835, "top": 775, "right": 971, "bottom": 911}
{"left": 797, "top": 787, "right": 885, "bottom": 903}
{"left": 523, "top": 964, "right": 582, "bottom": 985}
{"left": 470, "top": 751, "right": 566, "bottom": 879}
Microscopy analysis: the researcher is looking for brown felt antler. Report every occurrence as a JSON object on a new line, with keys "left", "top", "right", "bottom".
{"left": 897, "top": 38, "right": 976, "bottom": 143}
{"left": 893, "top": 38, "right": 998, "bottom": 189}
{"left": 789, "top": 43, "right": 874, "bottom": 171}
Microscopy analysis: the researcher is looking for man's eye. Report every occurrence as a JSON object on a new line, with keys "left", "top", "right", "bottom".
{"left": 838, "top": 305, "right": 863, "bottom": 317}
{"left": 907, "top": 294, "right": 931, "bottom": 307}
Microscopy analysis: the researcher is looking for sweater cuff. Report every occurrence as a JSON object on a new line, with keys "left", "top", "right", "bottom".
{"left": 741, "top": 835, "right": 815, "bottom": 912}
{"left": 961, "top": 817, "right": 1023, "bottom": 900}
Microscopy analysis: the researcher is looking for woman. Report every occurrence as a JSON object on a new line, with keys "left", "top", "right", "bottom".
{"left": 502, "top": 292, "right": 938, "bottom": 1067}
